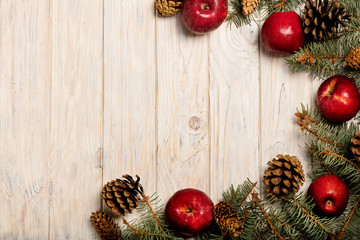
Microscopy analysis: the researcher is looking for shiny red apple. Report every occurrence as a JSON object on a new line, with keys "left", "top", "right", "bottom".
{"left": 165, "top": 188, "right": 214, "bottom": 236}
{"left": 317, "top": 75, "right": 360, "bottom": 123}
{"left": 181, "top": 0, "right": 228, "bottom": 34}
{"left": 307, "top": 175, "right": 349, "bottom": 217}
{"left": 261, "top": 11, "right": 305, "bottom": 54}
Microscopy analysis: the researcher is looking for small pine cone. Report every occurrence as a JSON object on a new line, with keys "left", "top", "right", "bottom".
{"left": 90, "top": 210, "right": 123, "bottom": 240}
{"left": 346, "top": 46, "right": 360, "bottom": 70}
{"left": 351, "top": 131, "right": 360, "bottom": 161}
{"left": 102, "top": 174, "right": 144, "bottom": 216}
{"left": 264, "top": 154, "right": 305, "bottom": 201}
{"left": 156, "top": 0, "right": 182, "bottom": 17}
{"left": 213, "top": 201, "right": 246, "bottom": 237}
{"left": 241, "top": 0, "right": 260, "bottom": 15}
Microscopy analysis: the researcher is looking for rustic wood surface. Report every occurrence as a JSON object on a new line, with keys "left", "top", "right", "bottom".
{"left": 0, "top": 0, "right": 317, "bottom": 239}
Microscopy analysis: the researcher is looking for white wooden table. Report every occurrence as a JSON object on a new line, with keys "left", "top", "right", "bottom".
{"left": 0, "top": 0, "right": 318, "bottom": 239}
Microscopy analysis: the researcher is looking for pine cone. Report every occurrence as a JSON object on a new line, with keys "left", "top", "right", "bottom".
{"left": 90, "top": 210, "right": 123, "bottom": 240}
{"left": 351, "top": 131, "right": 360, "bottom": 161}
{"left": 156, "top": 0, "right": 182, "bottom": 17}
{"left": 102, "top": 174, "right": 144, "bottom": 216}
{"left": 213, "top": 201, "right": 246, "bottom": 237}
{"left": 346, "top": 46, "right": 360, "bottom": 70}
{"left": 302, "top": 0, "right": 351, "bottom": 41}
{"left": 264, "top": 154, "right": 305, "bottom": 201}
{"left": 241, "top": 0, "right": 260, "bottom": 15}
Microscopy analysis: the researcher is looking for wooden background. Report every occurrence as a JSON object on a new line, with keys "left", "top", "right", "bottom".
{"left": 0, "top": 0, "right": 319, "bottom": 239}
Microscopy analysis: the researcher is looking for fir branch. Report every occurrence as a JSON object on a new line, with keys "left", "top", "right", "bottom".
{"left": 237, "top": 181, "right": 258, "bottom": 207}
{"left": 123, "top": 219, "right": 173, "bottom": 240}
{"left": 255, "top": 230, "right": 270, "bottom": 240}
{"left": 279, "top": 220, "right": 310, "bottom": 240}
{"left": 295, "top": 112, "right": 344, "bottom": 147}
{"left": 251, "top": 192, "right": 284, "bottom": 240}
{"left": 296, "top": 49, "right": 346, "bottom": 65}
{"left": 309, "top": 146, "right": 333, "bottom": 175}
{"left": 290, "top": 196, "right": 330, "bottom": 235}
{"left": 337, "top": 196, "right": 360, "bottom": 239}
{"left": 319, "top": 148, "right": 360, "bottom": 171}
{"left": 274, "top": 0, "right": 289, "bottom": 9}
{"left": 286, "top": 30, "right": 360, "bottom": 81}
{"left": 141, "top": 192, "right": 165, "bottom": 233}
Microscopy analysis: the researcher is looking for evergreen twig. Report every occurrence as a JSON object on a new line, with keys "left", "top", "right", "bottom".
{"left": 141, "top": 192, "right": 165, "bottom": 233}
{"left": 337, "top": 197, "right": 360, "bottom": 239}
{"left": 122, "top": 219, "right": 172, "bottom": 239}
{"left": 309, "top": 146, "right": 332, "bottom": 174}
{"left": 319, "top": 148, "right": 360, "bottom": 171}
{"left": 295, "top": 112, "right": 344, "bottom": 147}
{"left": 290, "top": 196, "right": 329, "bottom": 235}
{"left": 251, "top": 192, "right": 283, "bottom": 240}
{"left": 237, "top": 181, "right": 258, "bottom": 207}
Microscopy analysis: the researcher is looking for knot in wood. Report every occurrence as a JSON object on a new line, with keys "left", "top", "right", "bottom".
{"left": 189, "top": 116, "right": 201, "bottom": 131}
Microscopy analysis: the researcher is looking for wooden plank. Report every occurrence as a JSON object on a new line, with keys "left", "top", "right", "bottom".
{"left": 0, "top": 1, "right": 51, "bottom": 239}
{"left": 103, "top": 0, "right": 157, "bottom": 198}
{"left": 156, "top": 16, "right": 210, "bottom": 200}
{"left": 50, "top": 0, "right": 103, "bottom": 238}
{"left": 260, "top": 50, "right": 315, "bottom": 192}
{"left": 209, "top": 23, "right": 261, "bottom": 201}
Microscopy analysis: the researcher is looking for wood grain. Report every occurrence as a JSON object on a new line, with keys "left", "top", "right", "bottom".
{"left": 103, "top": 0, "right": 157, "bottom": 197}
{"left": 50, "top": 0, "right": 103, "bottom": 238}
{"left": 260, "top": 47, "right": 315, "bottom": 192}
{"left": 156, "top": 15, "right": 210, "bottom": 201}
{"left": 0, "top": 1, "right": 51, "bottom": 239}
{"left": 209, "top": 22, "right": 261, "bottom": 201}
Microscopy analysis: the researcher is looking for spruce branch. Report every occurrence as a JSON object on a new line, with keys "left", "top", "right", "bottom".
{"left": 237, "top": 181, "right": 258, "bottom": 207}
{"left": 251, "top": 192, "right": 284, "bottom": 240}
{"left": 309, "top": 146, "right": 333, "bottom": 175}
{"left": 255, "top": 230, "right": 270, "bottom": 240}
{"left": 319, "top": 148, "right": 360, "bottom": 171}
{"left": 140, "top": 192, "right": 165, "bottom": 233}
{"left": 274, "top": 0, "right": 289, "bottom": 9}
{"left": 295, "top": 112, "right": 344, "bottom": 147}
{"left": 296, "top": 49, "right": 346, "bottom": 65}
{"left": 290, "top": 196, "right": 329, "bottom": 235}
{"left": 337, "top": 196, "right": 360, "bottom": 239}
{"left": 123, "top": 219, "right": 172, "bottom": 239}
{"left": 279, "top": 220, "right": 310, "bottom": 240}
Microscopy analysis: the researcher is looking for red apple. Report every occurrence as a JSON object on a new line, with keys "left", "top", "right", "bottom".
{"left": 307, "top": 175, "right": 349, "bottom": 217}
{"left": 181, "top": 0, "right": 228, "bottom": 34}
{"left": 261, "top": 11, "right": 305, "bottom": 54}
{"left": 317, "top": 75, "right": 360, "bottom": 123}
{"left": 165, "top": 188, "right": 214, "bottom": 236}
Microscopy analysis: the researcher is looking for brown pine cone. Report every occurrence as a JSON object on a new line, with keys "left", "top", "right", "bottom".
{"left": 156, "top": 0, "right": 182, "bottom": 17}
{"left": 351, "top": 131, "right": 360, "bottom": 161}
{"left": 264, "top": 154, "right": 305, "bottom": 201}
{"left": 241, "top": 0, "right": 260, "bottom": 15}
{"left": 302, "top": 0, "right": 351, "bottom": 41}
{"left": 213, "top": 201, "right": 246, "bottom": 237}
{"left": 102, "top": 174, "right": 144, "bottom": 216}
{"left": 346, "top": 46, "right": 360, "bottom": 70}
{"left": 90, "top": 210, "right": 123, "bottom": 240}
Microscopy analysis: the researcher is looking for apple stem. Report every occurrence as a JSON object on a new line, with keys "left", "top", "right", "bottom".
{"left": 201, "top": 3, "right": 210, "bottom": 10}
